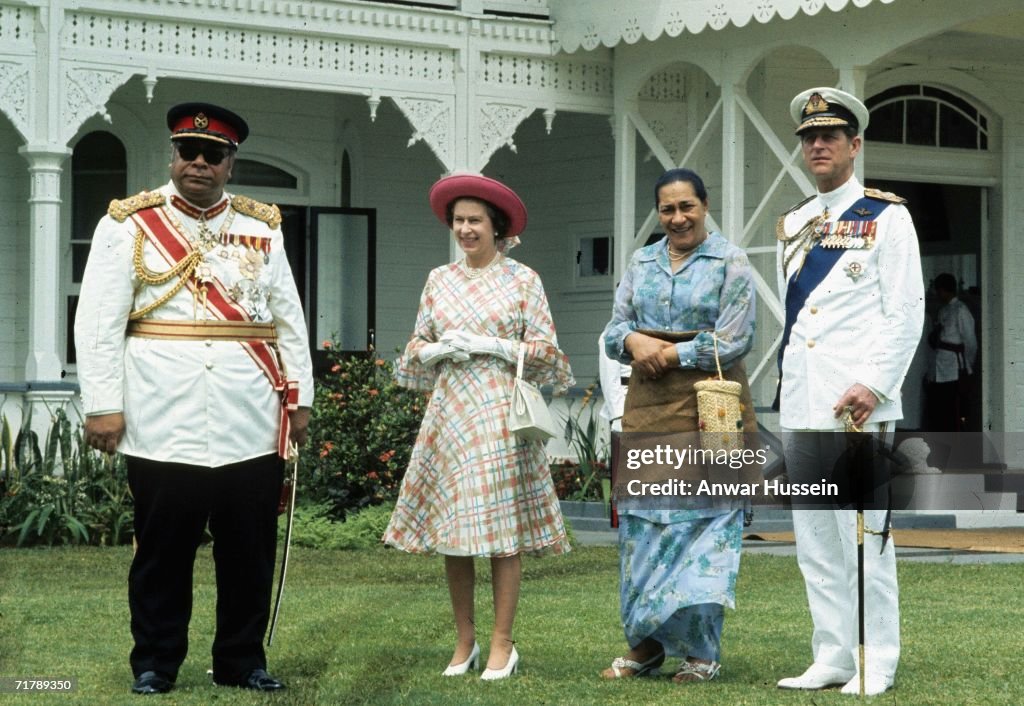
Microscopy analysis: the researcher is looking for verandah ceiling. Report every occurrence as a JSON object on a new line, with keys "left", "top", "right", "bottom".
{"left": 549, "top": 0, "right": 895, "bottom": 52}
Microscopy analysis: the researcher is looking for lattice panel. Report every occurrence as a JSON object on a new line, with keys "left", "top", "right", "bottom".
{"left": 62, "top": 12, "right": 456, "bottom": 82}
{"left": 639, "top": 67, "right": 688, "bottom": 102}
{"left": 0, "top": 61, "right": 29, "bottom": 138}
{"left": 479, "top": 53, "right": 611, "bottom": 97}
{"left": 0, "top": 4, "right": 34, "bottom": 50}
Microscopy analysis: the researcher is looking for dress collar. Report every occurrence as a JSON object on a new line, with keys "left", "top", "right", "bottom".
{"left": 816, "top": 175, "right": 862, "bottom": 215}
{"left": 638, "top": 231, "right": 728, "bottom": 265}
{"left": 166, "top": 182, "right": 229, "bottom": 220}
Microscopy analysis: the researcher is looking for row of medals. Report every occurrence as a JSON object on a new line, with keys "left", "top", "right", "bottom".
{"left": 166, "top": 205, "right": 270, "bottom": 306}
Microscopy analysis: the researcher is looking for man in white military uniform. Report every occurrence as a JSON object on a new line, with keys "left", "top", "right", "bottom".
{"left": 774, "top": 88, "right": 924, "bottom": 696}
{"left": 75, "top": 103, "right": 313, "bottom": 695}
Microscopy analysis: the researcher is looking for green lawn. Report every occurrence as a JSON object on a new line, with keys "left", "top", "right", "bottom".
{"left": 1, "top": 544, "right": 1021, "bottom": 705}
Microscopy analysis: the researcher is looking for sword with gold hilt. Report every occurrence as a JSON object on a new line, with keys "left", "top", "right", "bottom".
{"left": 841, "top": 407, "right": 868, "bottom": 698}
{"left": 843, "top": 408, "right": 894, "bottom": 698}
{"left": 267, "top": 442, "right": 299, "bottom": 647}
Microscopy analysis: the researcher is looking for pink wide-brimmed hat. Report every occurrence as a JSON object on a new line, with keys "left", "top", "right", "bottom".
{"left": 428, "top": 172, "right": 528, "bottom": 237}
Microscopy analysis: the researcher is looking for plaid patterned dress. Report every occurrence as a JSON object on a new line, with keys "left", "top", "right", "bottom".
{"left": 383, "top": 256, "right": 574, "bottom": 557}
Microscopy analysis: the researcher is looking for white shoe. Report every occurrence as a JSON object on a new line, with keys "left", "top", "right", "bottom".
{"left": 778, "top": 663, "right": 856, "bottom": 690}
{"left": 480, "top": 646, "right": 519, "bottom": 681}
{"left": 442, "top": 642, "right": 480, "bottom": 676}
{"left": 840, "top": 673, "right": 893, "bottom": 696}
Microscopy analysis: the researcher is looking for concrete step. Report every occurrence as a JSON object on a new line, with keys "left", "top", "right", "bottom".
{"left": 563, "top": 506, "right": 958, "bottom": 536}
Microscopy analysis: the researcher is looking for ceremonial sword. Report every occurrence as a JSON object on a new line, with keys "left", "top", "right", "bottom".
{"left": 844, "top": 408, "right": 895, "bottom": 698}
{"left": 267, "top": 442, "right": 299, "bottom": 647}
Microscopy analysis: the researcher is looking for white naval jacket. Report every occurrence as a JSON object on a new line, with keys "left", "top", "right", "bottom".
{"left": 776, "top": 176, "right": 924, "bottom": 430}
{"left": 75, "top": 182, "right": 314, "bottom": 467}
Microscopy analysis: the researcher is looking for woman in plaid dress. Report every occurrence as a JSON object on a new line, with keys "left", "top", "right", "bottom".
{"left": 383, "top": 173, "right": 573, "bottom": 680}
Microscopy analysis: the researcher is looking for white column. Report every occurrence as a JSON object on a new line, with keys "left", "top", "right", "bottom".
{"left": 18, "top": 145, "right": 72, "bottom": 383}
{"left": 612, "top": 108, "right": 637, "bottom": 285}
{"left": 721, "top": 82, "right": 745, "bottom": 243}
{"left": 838, "top": 67, "right": 868, "bottom": 180}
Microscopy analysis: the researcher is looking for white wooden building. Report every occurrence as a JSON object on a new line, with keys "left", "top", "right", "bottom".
{"left": 1, "top": 0, "right": 1022, "bottom": 463}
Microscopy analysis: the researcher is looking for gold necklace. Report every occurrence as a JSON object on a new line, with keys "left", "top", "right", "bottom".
{"left": 667, "top": 247, "right": 693, "bottom": 262}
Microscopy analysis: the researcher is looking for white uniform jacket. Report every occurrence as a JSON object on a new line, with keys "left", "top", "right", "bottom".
{"left": 930, "top": 297, "right": 977, "bottom": 383}
{"left": 75, "top": 182, "right": 314, "bottom": 467}
{"left": 776, "top": 176, "right": 924, "bottom": 430}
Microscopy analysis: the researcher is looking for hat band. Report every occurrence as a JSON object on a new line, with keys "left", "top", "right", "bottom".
{"left": 170, "top": 131, "right": 237, "bottom": 147}
{"left": 796, "top": 116, "right": 858, "bottom": 134}
{"left": 170, "top": 114, "right": 240, "bottom": 145}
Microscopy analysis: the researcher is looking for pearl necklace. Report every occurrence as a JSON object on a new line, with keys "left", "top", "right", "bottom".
{"left": 461, "top": 253, "right": 501, "bottom": 279}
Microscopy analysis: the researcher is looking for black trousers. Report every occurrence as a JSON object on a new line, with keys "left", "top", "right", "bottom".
{"left": 126, "top": 454, "right": 282, "bottom": 682}
{"left": 926, "top": 380, "right": 962, "bottom": 432}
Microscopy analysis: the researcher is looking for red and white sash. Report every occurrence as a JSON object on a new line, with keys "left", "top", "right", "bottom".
{"left": 131, "top": 204, "right": 298, "bottom": 458}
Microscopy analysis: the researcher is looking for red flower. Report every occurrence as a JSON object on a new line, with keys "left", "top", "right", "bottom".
{"left": 331, "top": 364, "right": 341, "bottom": 373}
{"left": 322, "top": 340, "right": 332, "bottom": 349}
{"left": 319, "top": 441, "right": 335, "bottom": 458}
{"left": 367, "top": 471, "right": 379, "bottom": 480}
{"left": 368, "top": 389, "right": 379, "bottom": 397}
{"left": 379, "top": 449, "right": 396, "bottom": 463}
{"left": 375, "top": 359, "right": 385, "bottom": 366}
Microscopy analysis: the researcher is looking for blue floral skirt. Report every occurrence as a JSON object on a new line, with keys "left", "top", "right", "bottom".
{"left": 618, "top": 510, "right": 742, "bottom": 660}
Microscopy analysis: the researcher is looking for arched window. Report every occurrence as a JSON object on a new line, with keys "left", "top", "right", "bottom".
{"left": 866, "top": 85, "right": 988, "bottom": 150}
{"left": 230, "top": 159, "right": 297, "bottom": 189}
{"left": 69, "top": 131, "right": 127, "bottom": 364}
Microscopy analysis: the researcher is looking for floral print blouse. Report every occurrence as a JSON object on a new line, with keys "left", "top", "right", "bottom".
{"left": 604, "top": 232, "right": 756, "bottom": 371}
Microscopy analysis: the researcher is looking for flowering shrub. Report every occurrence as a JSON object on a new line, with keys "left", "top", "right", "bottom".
{"left": 302, "top": 341, "right": 427, "bottom": 519}
{"left": 549, "top": 384, "right": 611, "bottom": 502}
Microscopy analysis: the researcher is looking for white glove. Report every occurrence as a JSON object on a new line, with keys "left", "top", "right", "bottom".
{"left": 440, "top": 330, "right": 517, "bottom": 363}
{"left": 418, "top": 341, "right": 471, "bottom": 367}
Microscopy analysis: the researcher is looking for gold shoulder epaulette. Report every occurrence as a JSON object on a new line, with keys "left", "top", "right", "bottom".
{"left": 108, "top": 190, "right": 166, "bottom": 222}
{"left": 776, "top": 195, "right": 816, "bottom": 241}
{"left": 781, "top": 194, "right": 816, "bottom": 217}
{"left": 231, "top": 195, "right": 282, "bottom": 229}
{"left": 864, "top": 188, "right": 907, "bottom": 205}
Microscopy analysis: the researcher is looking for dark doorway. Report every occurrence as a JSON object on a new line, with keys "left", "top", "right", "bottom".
{"left": 866, "top": 179, "right": 983, "bottom": 436}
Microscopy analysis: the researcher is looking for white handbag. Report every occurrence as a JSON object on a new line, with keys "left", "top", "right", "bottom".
{"left": 508, "top": 344, "right": 558, "bottom": 441}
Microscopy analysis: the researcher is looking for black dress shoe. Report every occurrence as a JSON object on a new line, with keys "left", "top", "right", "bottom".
{"left": 216, "top": 668, "right": 285, "bottom": 692}
{"left": 131, "top": 671, "right": 174, "bottom": 695}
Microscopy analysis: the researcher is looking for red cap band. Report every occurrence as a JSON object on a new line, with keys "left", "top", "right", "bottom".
{"left": 170, "top": 112, "right": 240, "bottom": 145}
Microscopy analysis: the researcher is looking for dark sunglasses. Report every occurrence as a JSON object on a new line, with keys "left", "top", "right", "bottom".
{"left": 175, "top": 141, "right": 231, "bottom": 166}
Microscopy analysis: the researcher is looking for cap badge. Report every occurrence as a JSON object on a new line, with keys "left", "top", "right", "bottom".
{"left": 853, "top": 207, "right": 873, "bottom": 217}
{"left": 193, "top": 112, "right": 209, "bottom": 129}
{"left": 805, "top": 93, "right": 829, "bottom": 116}
{"left": 844, "top": 260, "right": 865, "bottom": 282}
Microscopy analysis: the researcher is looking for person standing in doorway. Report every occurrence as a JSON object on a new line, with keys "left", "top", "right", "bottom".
{"left": 926, "top": 272, "right": 977, "bottom": 431}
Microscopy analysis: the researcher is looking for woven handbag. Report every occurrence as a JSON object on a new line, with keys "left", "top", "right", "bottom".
{"left": 509, "top": 344, "right": 558, "bottom": 441}
{"left": 693, "top": 333, "right": 745, "bottom": 452}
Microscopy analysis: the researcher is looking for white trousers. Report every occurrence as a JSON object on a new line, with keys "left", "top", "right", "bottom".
{"left": 782, "top": 426, "right": 900, "bottom": 680}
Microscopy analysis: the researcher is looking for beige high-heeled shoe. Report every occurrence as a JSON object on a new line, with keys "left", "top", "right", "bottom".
{"left": 442, "top": 642, "right": 480, "bottom": 676}
{"left": 480, "top": 646, "right": 519, "bottom": 681}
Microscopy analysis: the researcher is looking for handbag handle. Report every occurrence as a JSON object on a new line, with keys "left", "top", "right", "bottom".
{"left": 711, "top": 332, "right": 724, "bottom": 381}
{"left": 516, "top": 341, "right": 526, "bottom": 379}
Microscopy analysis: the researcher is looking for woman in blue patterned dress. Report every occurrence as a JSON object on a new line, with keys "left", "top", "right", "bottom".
{"left": 383, "top": 173, "right": 573, "bottom": 680}
{"left": 600, "top": 168, "right": 758, "bottom": 684}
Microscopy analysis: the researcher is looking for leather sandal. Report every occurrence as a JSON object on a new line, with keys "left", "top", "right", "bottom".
{"left": 672, "top": 659, "right": 721, "bottom": 683}
{"left": 601, "top": 651, "right": 665, "bottom": 679}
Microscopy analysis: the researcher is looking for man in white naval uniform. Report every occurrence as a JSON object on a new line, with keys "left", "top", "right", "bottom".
{"left": 774, "top": 88, "right": 924, "bottom": 696}
{"left": 75, "top": 103, "right": 314, "bottom": 695}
